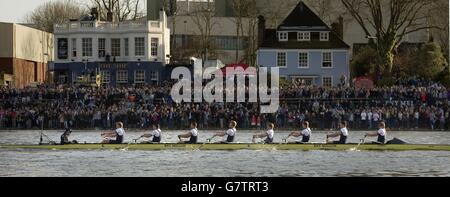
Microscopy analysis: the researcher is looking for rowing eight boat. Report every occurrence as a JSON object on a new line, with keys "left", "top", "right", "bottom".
{"left": 1, "top": 143, "right": 450, "bottom": 151}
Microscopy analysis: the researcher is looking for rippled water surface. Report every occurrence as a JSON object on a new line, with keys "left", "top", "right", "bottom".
{"left": 1, "top": 130, "right": 450, "bottom": 177}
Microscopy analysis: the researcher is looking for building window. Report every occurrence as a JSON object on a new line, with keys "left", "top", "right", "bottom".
{"left": 277, "top": 52, "right": 287, "bottom": 68}
{"left": 111, "top": 38, "right": 121, "bottom": 57}
{"left": 278, "top": 32, "right": 288, "bottom": 41}
{"left": 135, "top": 37, "right": 145, "bottom": 56}
{"left": 117, "top": 70, "right": 128, "bottom": 84}
{"left": 100, "top": 70, "right": 110, "bottom": 84}
{"left": 298, "top": 52, "right": 308, "bottom": 68}
{"left": 322, "top": 52, "right": 332, "bottom": 68}
{"left": 98, "top": 38, "right": 106, "bottom": 58}
{"left": 297, "top": 32, "right": 310, "bottom": 41}
{"left": 82, "top": 38, "right": 92, "bottom": 57}
{"left": 124, "top": 38, "right": 129, "bottom": 57}
{"left": 72, "top": 38, "right": 77, "bottom": 57}
{"left": 151, "top": 38, "right": 158, "bottom": 57}
{"left": 134, "top": 70, "right": 146, "bottom": 84}
{"left": 320, "top": 32, "right": 329, "bottom": 41}
{"left": 211, "top": 36, "right": 248, "bottom": 50}
{"left": 150, "top": 71, "right": 159, "bottom": 81}
{"left": 322, "top": 77, "right": 332, "bottom": 87}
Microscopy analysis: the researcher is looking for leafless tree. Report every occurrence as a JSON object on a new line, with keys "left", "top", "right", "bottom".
{"left": 189, "top": 0, "right": 218, "bottom": 62}
{"left": 90, "top": 0, "right": 144, "bottom": 22}
{"left": 341, "top": 0, "right": 441, "bottom": 75}
{"left": 256, "top": 0, "right": 300, "bottom": 29}
{"left": 427, "top": 0, "right": 449, "bottom": 60}
{"left": 228, "top": 0, "right": 250, "bottom": 63}
{"left": 25, "top": 0, "right": 87, "bottom": 33}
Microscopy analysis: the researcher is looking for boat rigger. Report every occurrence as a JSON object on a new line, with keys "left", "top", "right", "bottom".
{"left": 2, "top": 143, "right": 450, "bottom": 151}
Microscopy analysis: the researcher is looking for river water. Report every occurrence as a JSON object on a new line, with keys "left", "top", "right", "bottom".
{"left": 0, "top": 130, "right": 449, "bottom": 177}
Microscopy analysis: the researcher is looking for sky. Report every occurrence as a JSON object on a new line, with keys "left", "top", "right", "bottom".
{"left": 0, "top": 0, "right": 148, "bottom": 23}
{"left": 0, "top": 0, "right": 57, "bottom": 23}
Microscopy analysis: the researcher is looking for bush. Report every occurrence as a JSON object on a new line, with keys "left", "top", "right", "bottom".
{"left": 377, "top": 77, "right": 396, "bottom": 87}
{"left": 350, "top": 46, "right": 378, "bottom": 78}
{"left": 413, "top": 42, "right": 448, "bottom": 80}
{"left": 435, "top": 67, "right": 450, "bottom": 87}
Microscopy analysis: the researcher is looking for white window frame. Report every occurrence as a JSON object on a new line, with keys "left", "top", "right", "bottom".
{"left": 298, "top": 52, "right": 309, "bottom": 68}
{"left": 320, "top": 32, "right": 329, "bottom": 41}
{"left": 150, "top": 71, "right": 159, "bottom": 81}
{"left": 111, "top": 38, "right": 121, "bottom": 57}
{"left": 116, "top": 70, "right": 128, "bottom": 84}
{"left": 135, "top": 37, "right": 145, "bottom": 57}
{"left": 297, "top": 32, "right": 310, "bottom": 41}
{"left": 151, "top": 38, "right": 158, "bottom": 57}
{"left": 82, "top": 38, "right": 92, "bottom": 57}
{"left": 322, "top": 52, "right": 333, "bottom": 68}
{"left": 277, "top": 52, "right": 287, "bottom": 68}
{"left": 100, "top": 70, "right": 110, "bottom": 84}
{"left": 134, "top": 70, "right": 146, "bottom": 84}
{"left": 98, "top": 38, "right": 106, "bottom": 58}
{"left": 71, "top": 38, "right": 77, "bottom": 58}
{"left": 322, "top": 76, "right": 333, "bottom": 87}
{"left": 278, "top": 32, "right": 288, "bottom": 41}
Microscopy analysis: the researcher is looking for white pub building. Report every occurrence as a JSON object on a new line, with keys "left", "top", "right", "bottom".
{"left": 52, "top": 9, "right": 170, "bottom": 86}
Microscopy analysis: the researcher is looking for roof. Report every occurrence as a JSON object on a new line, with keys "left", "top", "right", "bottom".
{"left": 260, "top": 29, "right": 350, "bottom": 50}
{"left": 259, "top": 1, "right": 350, "bottom": 50}
{"left": 277, "top": 1, "right": 329, "bottom": 31}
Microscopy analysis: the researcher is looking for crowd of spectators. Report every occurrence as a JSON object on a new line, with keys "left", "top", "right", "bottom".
{"left": 0, "top": 79, "right": 449, "bottom": 131}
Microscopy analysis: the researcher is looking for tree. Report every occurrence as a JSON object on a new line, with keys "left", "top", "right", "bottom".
{"left": 228, "top": 0, "right": 249, "bottom": 63}
{"left": 90, "top": 0, "right": 144, "bottom": 22}
{"left": 189, "top": 0, "right": 218, "bottom": 62}
{"left": 350, "top": 46, "right": 378, "bottom": 78}
{"left": 26, "top": 0, "right": 87, "bottom": 33}
{"left": 427, "top": 0, "right": 449, "bottom": 61}
{"left": 413, "top": 42, "right": 448, "bottom": 80}
{"left": 303, "top": 0, "right": 346, "bottom": 25}
{"left": 0, "top": 71, "right": 4, "bottom": 87}
{"left": 341, "top": 0, "right": 440, "bottom": 76}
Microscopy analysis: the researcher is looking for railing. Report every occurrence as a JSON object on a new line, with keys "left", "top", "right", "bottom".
{"left": 54, "top": 21, "right": 149, "bottom": 32}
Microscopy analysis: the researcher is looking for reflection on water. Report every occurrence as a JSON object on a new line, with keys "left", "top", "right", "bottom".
{"left": 0, "top": 130, "right": 450, "bottom": 177}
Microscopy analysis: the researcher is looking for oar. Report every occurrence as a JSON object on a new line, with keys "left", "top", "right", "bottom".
{"left": 40, "top": 131, "right": 56, "bottom": 145}
{"left": 281, "top": 135, "right": 290, "bottom": 144}
{"left": 350, "top": 136, "right": 367, "bottom": 151}
{"left": 198, "top": 136, "right": 216, "bottom": 150}
{"left": 121, "top": 136, "right": 142, "bottom": 150}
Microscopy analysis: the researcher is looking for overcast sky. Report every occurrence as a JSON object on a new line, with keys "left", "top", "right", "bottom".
{"left": 0, "top": 0, "right": 148, "bottom": 23}
{"left": 0, "top": 0, "right": 58, "bottom": 23}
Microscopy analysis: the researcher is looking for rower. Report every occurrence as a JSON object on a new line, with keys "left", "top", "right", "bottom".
{"left": 253, "top": 123, "right": 275, "bottom": 144}
{"left": 60, "top": 128, "right": 78, "bottom": 145}
{"left": 287, "top": 121, "right": 311, "bottom": 144}
{"left": 141, "top": 124, "right": 162, "bottom": 143}
{"left": 178, "top": 122, "right": 198, "bottom": 144}
{"left": 213, "top": 121, "right": 237, "bottom": 144}
{"left": 326, "top": 121, "right": 349, "bottom": 144}
{"left": 365, "top": 122, "right": 387, "bottom": 144}
{"left": 101, "top": 122, "right": 125, "bottom": 144}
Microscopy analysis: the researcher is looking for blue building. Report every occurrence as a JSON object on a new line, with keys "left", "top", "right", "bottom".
{"left": 51, "top": 10, "right": 171, "bottom": 86}
{"left": 257, "top": 1, "right": 350, "bottom": 87}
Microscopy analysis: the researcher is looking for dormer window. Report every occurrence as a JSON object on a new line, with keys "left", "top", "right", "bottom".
{"left": 278, "top": 32, "right": 288, "bottom": 41}
{"left": 320, "top": 32, "right": 329, "bottom": 41}
{"left": 298, "top": 32, "right": 310, "bottom": 41}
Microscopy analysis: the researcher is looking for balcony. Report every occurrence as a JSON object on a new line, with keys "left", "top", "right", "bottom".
{"left": 54, "top": 21, "right": 149, "bottom": 33}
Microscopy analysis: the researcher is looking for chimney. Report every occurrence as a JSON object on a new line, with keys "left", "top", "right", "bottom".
{"left": 331, "top": 16, "right": 344, "bottom": 39}
{"left": 91, "top": 8, "right": 99, "bottom": 21}
{"left": 107, "top": 11, "right": 113, "bottom": 22}
{"left": 258, "top": 15, "right": 266, "bottom": 47}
